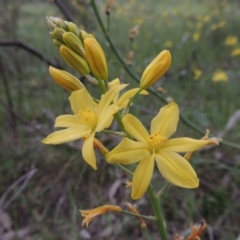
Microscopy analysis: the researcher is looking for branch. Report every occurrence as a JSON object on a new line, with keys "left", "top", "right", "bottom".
{"left": 90, "top": 0, "right": 240, "bottom": 150}
{"left": 0, "top": 40, "right": 62, "bottom": 69}
{"left": 53, "top": 0, "right": 73, "bottom": 21}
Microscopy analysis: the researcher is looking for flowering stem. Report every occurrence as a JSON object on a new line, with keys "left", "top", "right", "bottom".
{"left": 121, "top": 210, "right": 156, "bottom": 221}
{"left": 116, "top": 164, "right": 133, "bottom": 175}
{"left": 147, "top": 185, "right": 168, "bottom": 240}
{"left": 142, "top": 228, "right": 153, "bottom": 240}
{"left": 90, "top": 0, "right": 240, "bottom": 151}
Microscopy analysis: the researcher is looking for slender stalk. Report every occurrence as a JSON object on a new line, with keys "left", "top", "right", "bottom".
{"left": 142, "top": 228, "right": 153, "bottom": 240}
{"left": 116, "top": 164, "right": 133, "bottom": 175}
{"left": 121, "top": 210, "right": 156, "bottom": 221}
{"left": 147, "top": 185, "right": 168, "bottom": 240}
{"left": 90, "top": 0, "right": 240, "bottom": 150}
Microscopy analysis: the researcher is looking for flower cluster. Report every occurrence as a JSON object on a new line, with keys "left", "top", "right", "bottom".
{"left": 43, "top": 17, "right": 220, "bottom": 229}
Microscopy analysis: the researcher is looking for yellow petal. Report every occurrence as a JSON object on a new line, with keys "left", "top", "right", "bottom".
{"left": 84, "top": 38, "right": 108, "bottom": 80}
{"left": 42, "top": 128, "right": 89, "bottom": 144}
{"left": 107, "top": 138, "right": 150, "bottom": 165}
{"left": 69, "top": 88, "right": 95, "bottom": 114}
{"left": 117, "top": 88, "right": 148, "bottom": 109}
{"left": 155, "top": 151, "right": 199, "bottom": 188}
{"left": 97, "top": 84, "right": 127, "bottom": 116}
{"left": 96, "top": 104, "right": 117, "bottom": 131}
{"left": 122, "top": 114, "right": 149, "bottom": 143}
{"left": 49, "top": 66, "right": 84, "bottom": 91}
{"left": 140, "top": 50, "right": 171, "bottom": 89}
{"left": 55, "top": 115, "right": 86, "bottom": 128}
{"left": 82, "top": 132, "right": 97, "bottom": 170}
{"left": 151, "top": 102, "right": 179, "bottom": 138}
{"left": 160, "top": 138, "right": 212, "bottom": 152}
{"left": 131, "top": 155, "right": 154, "bottom": 200}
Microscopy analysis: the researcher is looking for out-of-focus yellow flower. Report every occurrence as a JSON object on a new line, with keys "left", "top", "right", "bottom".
{"left": 140, "top": 50, "right": 171, "bottom": 89}
{"left": 164, "top": 40, "right": 173, "bottom": 48}
{"left": 231, "top": 48, "right": 240, "bottom": 57}
{"left": 225, "top": 35, "right": 238, "bottom": 46}
{"left": 193, "top": 32, "right": 201, "bottom": 42}
{"left": 49, "top": 66, "right": 84, "bottom": 91}
{"left": 107, "top": 102, "right": 219, "bottom": 199}
{"left": 80, "top": 205, "right": 122, "bottom": 228}
{"left": 59, "top": 45, "right": 90, "bottom": 76}
{"left": 84, "top": 38, "right": 108, "bottom": 81}
{"left": 212, "top": 69, "right": 228, "bottom": 82}
{"left": 196, "top": 22, "right": 203, "bottom": 30}
{"left": 193, "top": 68, "right": 202, "bottom": 81}
{"left": 43, "top": 85, "right": 126, "bottom": 169}
{"left": 210, "top": 24, "right": 218, "bottom": 31}
{"left": 218, "top": 20, "right": 226, "bottom": 28}
{"left": 203, "top": 15, "right": 210, "bottom": 23}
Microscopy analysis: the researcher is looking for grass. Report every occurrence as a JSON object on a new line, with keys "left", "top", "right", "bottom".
{"left": 0, "top": 0, "right": 240, "bottom": 239}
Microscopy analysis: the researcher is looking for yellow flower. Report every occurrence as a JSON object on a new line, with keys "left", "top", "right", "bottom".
{"left": 164, "top": 40, "right": 173, "bottom": 48}
{"left": 49, "top": 66, "right": 84, "bottom": 91}
{"left": 80, "top": 205, "right": 122, "bottom": 228}
{"left": 84, "top": 38, "right": 108, "bottom": 81}
{"left": 231, "top": 48, "right": 240, "bottom": 57}
{"left": 225, "top": 35, "right": 238, "bottom": 46}
{"left": 193, "top": 32, "right": 200, "bottom": 42}
{"left": 107, "top": 102, "right": 219, "bottom": 199}
{"left": 193, "top": 68, "right": 202, "bottom": 81}
{"left": 43, "top": 85, "right": 126, "bottom": 169}
{"left": 140, "top": 50, "right": 171, "bottom": 89}
{"left": 212, "top": 69, "right": 228, "bottom": 82}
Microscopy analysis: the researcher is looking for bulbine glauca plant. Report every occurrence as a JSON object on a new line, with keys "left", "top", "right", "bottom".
{"left": 43, "top": 14, "right": 221, "bottom": 240}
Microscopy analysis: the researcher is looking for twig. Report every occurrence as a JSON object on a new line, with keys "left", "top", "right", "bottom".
{"left": 0, "top": 97, "right": 47, "bottom": 136}
{"left": 0, "top": 40, "right": 62, "bottom": 68}
{"left": 53, "top": 0, "right": 73, "bottom": 21}
{"left": 0, "top": 168, "right": 37, "bottom": 211}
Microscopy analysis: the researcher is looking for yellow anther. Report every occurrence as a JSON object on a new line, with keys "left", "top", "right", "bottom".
{"left": 148, "top": 132, "right": 167, "bottom": 148}
{"left": 78, "top": 109, "right": 97, "bottom": 127}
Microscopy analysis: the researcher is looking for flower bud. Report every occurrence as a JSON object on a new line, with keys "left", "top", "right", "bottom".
{"left": 53, "top": 39, "right": 63, "bottom": 49}
{"left": 60, "top": 45, "right": 90, "bottom": 76}
{"left": 49, "top": 66, "right": 84, "bottom": 91}
{"left": 67, "top": 22, "right": 80, "bottom": 36}
{"left": 62, "top": 32, "right": 86, "bottom": 58}
{"left": 53, "top": 27, "right": 66, "bottom": 41}
{"left": 84, "top": 38, "right": 108, "bottom": 80}
{"left": 140, "top": 50, "right": 171, "bottom": 89}
{"left": 79, "top": 30, "right": 95, "bottom": 42}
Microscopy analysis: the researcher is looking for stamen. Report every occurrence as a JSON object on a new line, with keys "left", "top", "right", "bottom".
{"left": 78, "top": 108, "right": 97, "bottom": 128}
{"left": 148, "top": 131, "right": 167, "bottom": 148}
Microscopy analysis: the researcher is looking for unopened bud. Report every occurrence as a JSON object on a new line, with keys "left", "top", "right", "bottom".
{"left": 56, "top": 18, "right": 68, "bottom": 30}
{"left": 53, "top": 27, "right": 66, "bottom": 41}
{"left": 67, "top": 22, "right": 80, "bottom": 36}
{"left": 53, "top": 39, "right": 63, "bottom": 49}
{"left": 60, "top": 45, "right": 90, "bottom": 76}
{"left": 79, "top": 30, "right": 95, "bottom": 41}
{"left": 84, "top": 38, "right": 108, "bottom": 80}
{"left": 140, "top": 50, "right": 171, "bottom": 89}
{"left": 62, "top": 32, "right": 86, "bottom": 58}
{"left": 49, "top": 66, "right": 84, "bottom": 91}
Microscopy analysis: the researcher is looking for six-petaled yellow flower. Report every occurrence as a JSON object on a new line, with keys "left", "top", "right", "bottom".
{"left": 107, "top": 102, "right": 219, "bottom": 199}
{"left": 43, "top": 85, "right": 126, "bottom": 170}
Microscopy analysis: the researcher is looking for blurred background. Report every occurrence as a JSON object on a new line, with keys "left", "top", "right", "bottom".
{"left": 0, "top": 0, "right": 240, "bottom": 239}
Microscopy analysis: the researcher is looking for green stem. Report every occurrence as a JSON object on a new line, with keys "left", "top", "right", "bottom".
{"left": 116, "top": 163, "right": 133, "bottom": 175}
{"left": 147, "top": 185, "right": 168, "bottom": 240}
{"left": 142, "top": 228, "right": 153, "bottom": 240}
{"left": 121, "top": 210, "right": 156, "bottom": 221}
{"left": 90, "top": 0, "right": 240, "bottom": 151}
